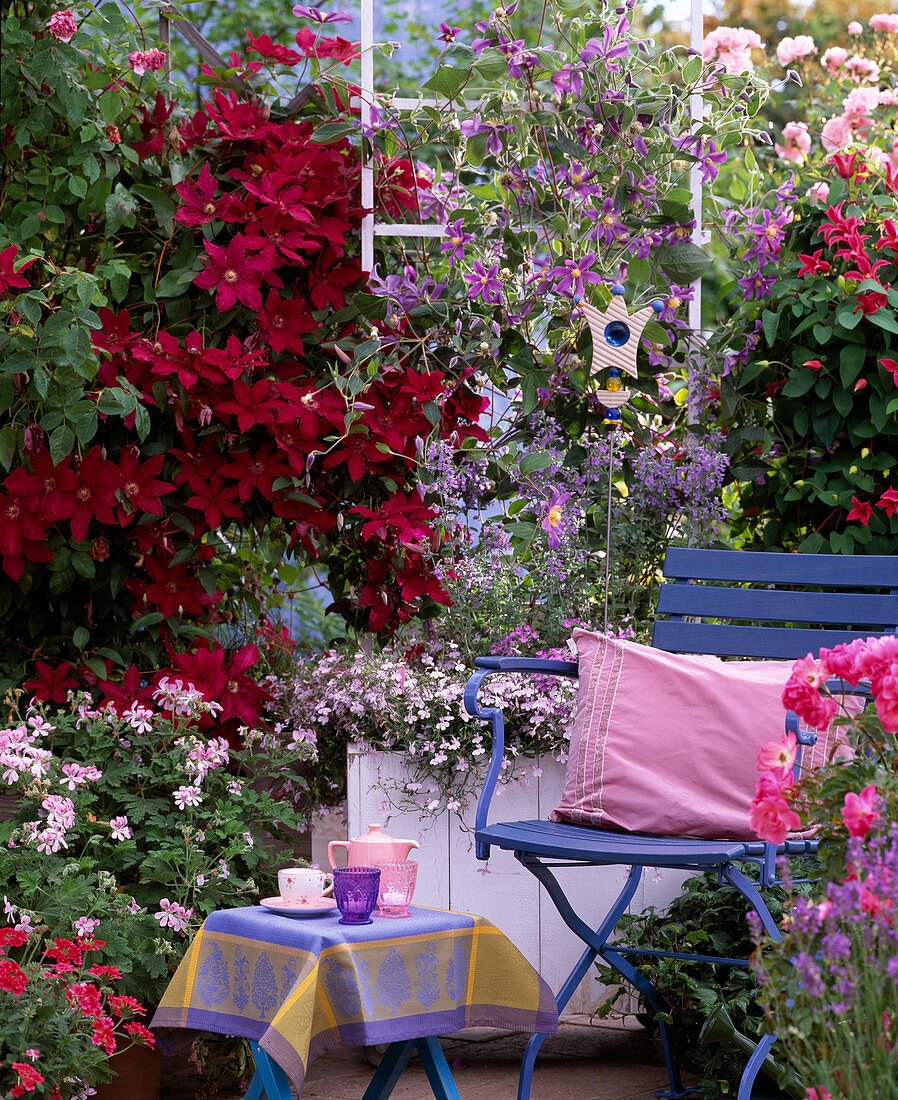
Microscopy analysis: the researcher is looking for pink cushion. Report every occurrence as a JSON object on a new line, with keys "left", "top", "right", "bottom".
{"left": 550, "top": 630, "right": 857, "bottom": 842}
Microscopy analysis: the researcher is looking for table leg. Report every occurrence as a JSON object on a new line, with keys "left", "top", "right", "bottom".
{"left": 361, "top": 1038, "right": 418, "bottom": 1099}
{"left": 415, "top": 1036, "right": 462, "bottom": 1100}
{"left": 247, "top": 1040, "right": 294, "bottom": 1100}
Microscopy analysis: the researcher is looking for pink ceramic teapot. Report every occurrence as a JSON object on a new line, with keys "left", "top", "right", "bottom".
{"left": 328, "top": 823, "right": 420, "bottom": 869}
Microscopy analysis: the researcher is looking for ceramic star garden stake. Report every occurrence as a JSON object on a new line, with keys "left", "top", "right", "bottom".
{"left": 578, "top": 288, "right": 658, "bottom": 426}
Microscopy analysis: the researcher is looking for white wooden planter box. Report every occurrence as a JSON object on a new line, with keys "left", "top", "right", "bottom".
{"left": 346, "top": 745, "right": 692, "bottom": 1014}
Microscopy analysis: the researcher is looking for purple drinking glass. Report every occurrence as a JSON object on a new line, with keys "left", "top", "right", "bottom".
{"left": 333, "top": 866, "right": 381, "bottom": 925}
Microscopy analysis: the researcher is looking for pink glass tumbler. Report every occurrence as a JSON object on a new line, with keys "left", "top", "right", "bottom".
{"left": 374, "top": 859, "right": 418, "bottom": 918}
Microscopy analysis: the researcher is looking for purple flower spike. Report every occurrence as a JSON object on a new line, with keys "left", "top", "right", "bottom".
{"left": 292, "top": 5, "right": 353, "bottom": 24}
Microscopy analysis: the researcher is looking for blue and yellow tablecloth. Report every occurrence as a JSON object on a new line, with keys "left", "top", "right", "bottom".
{"left": 151, "top": 904, "right": 557, "bottom": 1094}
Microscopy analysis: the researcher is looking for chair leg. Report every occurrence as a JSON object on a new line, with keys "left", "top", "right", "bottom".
{"left": 518, "top": 855, "right": 700, "bottom": 1100}
{"left": 247, "top": 1042, "right": 294, "bottom": 1100}
{"left": 736, "top": 1031, "right": 777, "bottom": 1100}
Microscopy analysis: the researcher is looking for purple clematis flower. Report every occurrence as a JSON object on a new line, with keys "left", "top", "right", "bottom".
{"left": 292, "top": 5, "right": 353, "bottom": 23}
{"left": 541, "top": 490, "right": 572, "bottom": 549}
{"left": 440, "top": 218, "right": 473, "bottom": 265}
{"left": 460, "top": 115, "right": 514, "bottom": 157}
{"left": 437, "top": 22, "right": 461, "bottom": 43}
{"left": 551, "top": 63, "right": 585, "bottom": 97}
{"left": 550, "top": 254, "right": 602, "bottom": 299}
{"left": 464, "top": 261, "right": 503, "bottom": 304}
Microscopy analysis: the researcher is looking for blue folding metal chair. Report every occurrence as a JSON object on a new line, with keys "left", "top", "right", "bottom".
{"left": 463, "top": 548, "right": 898, "bottom": 1100}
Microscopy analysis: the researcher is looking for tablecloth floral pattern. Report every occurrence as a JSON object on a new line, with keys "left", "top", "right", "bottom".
{"left": 151, "top": 904, "right": 557, "bottom": 1093}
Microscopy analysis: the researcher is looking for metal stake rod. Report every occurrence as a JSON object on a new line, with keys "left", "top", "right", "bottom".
{"left": 603, "top": 430, "right": 615, "bottom": 634}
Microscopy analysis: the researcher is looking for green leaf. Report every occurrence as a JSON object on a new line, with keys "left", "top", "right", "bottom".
{"left": 73, "top": 627, "right": 90, "bottom": 648}
{"left": 682, "top": 55, "right": 702, "bottom": 83}
{"left": 68, "top": 175, "right": 87, "bottom": 199}
{"left": 627, "top": 257, "right": 650, "bottom": 287}
{"left": 761, "top": 309, "right": 780, "bottom": 346}
{"left": 464, "top": 131, "right": 488, "bottom": 167}
{"left": 351, "top": 293, "right": 389, "bottom": 321}
{"left": 519, "top": 451, "right": 554, "bottom": 476}
{"left": 131, "top": 184, "right": 178, "bottom": 238}
{"left": 781, "top": 370, "right": 816, "bottom": 398}
{"left": 0, "top": 426, "right": 16, "bottom": 471}
{"left": 48, "top": 424, "right": 75, "bottom": 464}
{"left": 869, "top": 310, "right": 898, "bottom": 336}
{"left": 130, "top": 612, "right": 165, "bottom": 633}
{"left": 308, "top": 120, "right": 358, "bottom": 144}
{"left": 642, "top": 320, "right": 670, "bottom": 345}
{"left": 839, "top": 343, "right": 865, "bottom": 386}
{"left": 656, "top": 242, "right": 712, "bottom": 285}
{"left": 473, "top": 48, "right": 508, "bottom": 80}
{"left": 423, "top": 65, "right": 469, "bottom": 101}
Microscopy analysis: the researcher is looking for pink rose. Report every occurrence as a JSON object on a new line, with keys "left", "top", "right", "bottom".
{"left": 843, "top": 87, "right": 880, "bottom": 120}
{"left": 703, "top": 26, "right": 764, "bottom": 75}
{"left": 870, "top": 13, "right": 898, "bottom": 33}
{"left": 775, "top": 120, "right": 812, "bottom": 163}
{"left": 845, "top": 55, "right": 880, "bottom": 83}
{"left": 757, "top": 731, "right": 798, "bottom": 776}
{"left": 848, "top": 21, "right": 863, "bottom": 35}
{"left": 128, "top": 47, "right": 167, "bottom": 75}
{"left": 841, "top": 783, "right": 880, "bottom": 838}
{"left": 820, "top": 46, "right": 847, "bottom": 75}
{"left": 776, "top": 35, "right": 817, "bottom": 67}
{"left": 873, "top": 669, "right": 898, "bottom": 732}
{"left": 821, "top": 114, "right": 855, "bottom": 152}
{"left": 46, "top": 9, "right": 78, "bottom": 42}
{"left": 749, "top": 793, "right": 802, "bottom": 844}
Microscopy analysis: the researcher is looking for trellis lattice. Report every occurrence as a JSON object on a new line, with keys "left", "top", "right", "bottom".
{"left": 358, "top": 0, "right": 707, "bottom": 337}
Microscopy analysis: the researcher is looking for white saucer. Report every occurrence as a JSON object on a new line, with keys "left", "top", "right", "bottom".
{"left": 261, "top": 896, "right": 338, "bottom": 918}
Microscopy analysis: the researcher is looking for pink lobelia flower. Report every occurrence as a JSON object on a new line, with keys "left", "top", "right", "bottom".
{"left": 46, "top": 9, "right": 78, "bottom": 42}
{"left": 841, "top": 783, "right": 880, "bottom": 838}
{"left": 757, "top": 731, "right": 798, "bottom": 777}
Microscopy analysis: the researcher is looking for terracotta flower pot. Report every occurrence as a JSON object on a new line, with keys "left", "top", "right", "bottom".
{"left": 93, "top": 1042, "right": 163, "bottom": 1100}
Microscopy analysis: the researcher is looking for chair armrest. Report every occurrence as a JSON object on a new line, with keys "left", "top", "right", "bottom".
{"left": 464, "top": 658, "right": 578, "bottom": 860}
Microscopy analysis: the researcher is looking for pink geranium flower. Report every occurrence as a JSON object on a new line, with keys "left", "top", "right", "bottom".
{"left": 841, "top": 783, "right": 880, "bottom": 838}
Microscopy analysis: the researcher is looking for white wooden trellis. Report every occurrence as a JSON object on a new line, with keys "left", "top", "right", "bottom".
{"left": 358, "top": 0, "right": 707, "bottom": 337}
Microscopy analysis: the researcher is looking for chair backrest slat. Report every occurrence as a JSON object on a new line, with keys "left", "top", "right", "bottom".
{"left": 654, "top": 548, "right": 898, "bottom": 659}
{"left": 662, "top": 547, "right": 898, "bottom": 589}
{"left": 652, "top": 620, "right": 894, "bottom": 660}
{"left": 655, "top": 584, "right": 898, "bottom": 627}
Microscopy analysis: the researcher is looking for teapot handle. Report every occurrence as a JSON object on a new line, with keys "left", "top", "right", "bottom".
{"left": 328, "top": 840, "right": 349, "bottom": 870}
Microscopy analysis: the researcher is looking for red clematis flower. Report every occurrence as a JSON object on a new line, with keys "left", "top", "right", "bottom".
{"left": 214, "top": 379, "right": 276, "bottom": 431}
{"left": 23, "top": 661, "right": 79, "bottom": 704}
{"left": 846, "top": 496, "right": 873, "bottom": 525}
{"left": 132, "top": 92, "right": 177, "bottom": 158}
{"left": 203, "top": 88, "right": 274, "bottom": 143}
{"left": 828, "top": 152, "right": 867, "bottom": 181}
{"left": 245, "top": 31, "right": 303, "bottom": 66}
{"left": 855, "top": 290, "right": 888, "bottom": 315}
{"left": 294, "top": 28, "right": 360, "bottom": 64}
{"left": 218, "top": 444, "right": 293, "bottom": 502}
{"left": 168, "top": 642, "right": 268, "bottom": 727}
{"left": 175, "top": 163, "right": 227, "bottom": 228}
{"left": 115, "top": 451, "right": 174, "bottom": 524}
{"left": 877, "top": 219, "right": 898, "bottom": 253}
{"left": 0, "top": 243, "right": 37, "bottom": 297}
{"left": 71, "top": 447, "right": 120, "bottom": 542}
{"left": 4, "top": 448, "right": 78, "bottom": 523}
{"left": 819, "top": 202, "right": 863, "bottom": 248}
{"left": 183, "top": 473, "right": 244, "bottom": 529}
{"left": 194, "top": 237, "right": 282, "bottom": 312}
{"left": 351, "top": 490, "right": 436, "bottom": 548}
{"left": 878, "top": 358, "right": 898, "bottom": 386}
{"left": 257, "top": 291, "right": 318, "bottom": 353}
{"left": 877, "top": 488, "right": 898, "bottom": 517}
{"left": 795, "top": 250, "right": 831, "bottom": 277}
{"left": 0, "top": 491, "right": 49, "bottom": 581}
{"left": 97, "top": 664, "right": 155, "bottom": 714}
{"left": 127, "top": 556, "right": 221, "bottom": 618}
